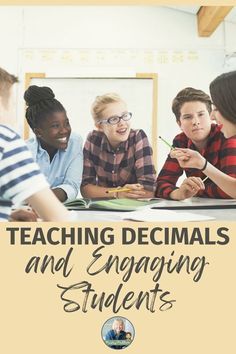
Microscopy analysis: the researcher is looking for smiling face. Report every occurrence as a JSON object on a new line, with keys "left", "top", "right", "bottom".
{"left": 96, "top": 101, "right": 131, "bottom": 148}
{"left": 177, "top": 101, "right": 211, "bottom": 149}
{"left": 34, "top": 111, "right": 71, "bottom": 152}
{"left": 113, "top": 320, "right": 124, "bottom": 334}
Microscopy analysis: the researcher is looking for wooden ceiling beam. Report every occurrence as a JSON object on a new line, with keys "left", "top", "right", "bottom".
{"left": 197, "top": 6, "right": 233, "bottom": 37}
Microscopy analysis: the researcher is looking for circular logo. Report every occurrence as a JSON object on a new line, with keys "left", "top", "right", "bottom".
{"left": 101, "top": 316, "right": 135, "bottom": 350}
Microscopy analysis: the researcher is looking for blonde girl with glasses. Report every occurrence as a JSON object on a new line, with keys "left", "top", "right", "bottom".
{"left": 81, "top": 93, "right": 156, "bottom": 199}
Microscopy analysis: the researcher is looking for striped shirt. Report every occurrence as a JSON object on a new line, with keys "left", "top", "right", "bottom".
{"left": 82, "top": 129, "right": 156, "bottom": 191}
{"left": 156, "top": 124, "right": 236, "bottom": 199}
{"left": 0, "top": 125, "right": 48, "bottom": 220}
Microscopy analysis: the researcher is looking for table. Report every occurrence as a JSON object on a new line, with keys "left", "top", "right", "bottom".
{"left": 71, "top": 206, "right": 236, "bottom": 222}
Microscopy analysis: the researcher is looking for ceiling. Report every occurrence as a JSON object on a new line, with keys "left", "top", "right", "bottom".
{"left": 166, "top": 6, "right": 200, "bottom": 15}
{"left": 167, "top": 5, "right": 236, "bottom": 24}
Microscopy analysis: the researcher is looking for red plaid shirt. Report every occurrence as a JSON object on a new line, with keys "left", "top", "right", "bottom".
{"left": 82, "top": 129, "right": 156, "bottom": 191}
{"left": 156, "top": 124, "right": 236, "bottom": 199}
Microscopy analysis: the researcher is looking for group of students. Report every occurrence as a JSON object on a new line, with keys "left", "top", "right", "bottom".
{"left": 1, "top": 65, "right": 236, "bottom": 221}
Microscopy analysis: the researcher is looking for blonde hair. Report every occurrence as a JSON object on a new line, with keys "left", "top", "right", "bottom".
{"left": 91, "top": 93, "right": 124, "bottom": 122}
{"left": 112, "top": 319, "right": 124, "bottom": 331}
{"left": 0, "top": 67, "right": 18, "bottom": 105}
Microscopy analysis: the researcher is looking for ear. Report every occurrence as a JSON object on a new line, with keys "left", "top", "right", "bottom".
{"left": 0, "top": 96, "right": 7, "bottom": 123}
{"left": 0, "top": 96, "right": 3, "bottom": 116}
{"left": 177, "top": 119, "right": 182, "bottom": 130}
{"left": 34, "top": 127, "right": 42, "bottom": 138}
{"left": 95, "top": 122, "right": 104, "bottom": 132}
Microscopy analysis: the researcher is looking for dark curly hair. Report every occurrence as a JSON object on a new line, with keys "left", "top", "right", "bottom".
{"left": 24, "top": 85, "right": 66, "bottom": 130}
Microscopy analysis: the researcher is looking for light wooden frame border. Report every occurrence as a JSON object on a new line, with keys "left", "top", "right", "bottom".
{"left": 24, "top": 72, "right": 158, "bottom": 164}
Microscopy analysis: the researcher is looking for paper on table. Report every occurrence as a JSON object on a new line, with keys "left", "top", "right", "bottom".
{"left": 123, "top": 209, "right": 215, "bottom": 222}
{"left": 150, "top": 197, "right": 236, "bottom": 209}
{"left": 70, "top": 210, "right": 124, "bottom": 221}
{"left": 70, "top": 207, "right": 215, "bottom": 222}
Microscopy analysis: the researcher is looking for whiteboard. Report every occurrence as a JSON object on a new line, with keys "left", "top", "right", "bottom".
{"left": 26, "top": 74, "right": 157, "bottom": 163}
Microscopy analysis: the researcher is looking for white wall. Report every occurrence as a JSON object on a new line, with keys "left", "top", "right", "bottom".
{"left": 1, "top": 5, "right": 236, "bottom": 171}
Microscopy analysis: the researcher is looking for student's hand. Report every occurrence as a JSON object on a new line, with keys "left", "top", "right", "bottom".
{"left": 169, "top": 148, "right": 177, "bottom": 159}
{"left": 170, "top": 177, "right": 205, "bottom": 200}
{"left": 117, "top": 184, "right": 146, "bottom": 199}
{"left": 170, "top": 148, "right": 206, "bottom": 170}
{"left": 9, "top": 209, "right": 38, "bottom": 221}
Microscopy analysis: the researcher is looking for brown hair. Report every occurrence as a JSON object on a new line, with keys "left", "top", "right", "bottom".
{"left": 172, "top": 87, "right": 212, "bottom": 121}
{"left": 0, "top": 67, "right": 18, "bottom": 106}
{"left": 91, "top": 93, "right": 124, "bottom": 122}
{"left": 210, "top": 70, "right": 236, "bottom": 124}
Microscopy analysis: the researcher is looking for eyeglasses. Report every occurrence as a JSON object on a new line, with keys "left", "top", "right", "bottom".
{"left": 98, "top": 112, "right": 132, "bottom": 125}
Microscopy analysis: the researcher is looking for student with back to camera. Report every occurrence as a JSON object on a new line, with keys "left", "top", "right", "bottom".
{"left": 0, "top": 66, "right": 75, "bottom": 221}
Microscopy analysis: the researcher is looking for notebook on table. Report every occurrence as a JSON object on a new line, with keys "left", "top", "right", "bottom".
{"left": 64, "top": 198, "right": 159, "bottom": 211}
